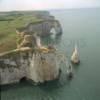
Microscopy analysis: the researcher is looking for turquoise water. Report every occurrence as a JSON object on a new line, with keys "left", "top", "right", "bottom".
{"left": 1, "top": 8, "right": 100, "bottom": 100}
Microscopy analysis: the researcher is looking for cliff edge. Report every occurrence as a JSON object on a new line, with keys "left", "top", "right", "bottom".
{"left": 0, "top": 11, "right": 63, "bottom": 85}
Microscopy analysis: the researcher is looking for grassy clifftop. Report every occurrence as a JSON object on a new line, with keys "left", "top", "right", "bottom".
{"left": 0, "top": 11, "right": 45, "bottom": 53}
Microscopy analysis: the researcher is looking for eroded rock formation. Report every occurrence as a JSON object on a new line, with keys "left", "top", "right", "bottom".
{"left": 16, "top": 20, "right": 62, "bottom": 37}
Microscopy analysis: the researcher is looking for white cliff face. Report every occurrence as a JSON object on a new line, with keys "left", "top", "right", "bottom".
{"left": 0, "top": 50, "right": 61, "bottom": 85}
{"left": 0, "top": 60, "right": 28, "bottom": 85}
{"left": 23, "top": 52, "right": 60, "bottom": 83}
{"left": 33, "top": 34, "right": 42, "bottom": 48}
{"left": 0, "top": 52, "right": 29, "bottom": 85}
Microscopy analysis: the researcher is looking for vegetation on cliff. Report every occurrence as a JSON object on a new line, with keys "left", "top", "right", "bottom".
{"left": 0, "top": 11, "right": 62, "bottom": 54}
{"left": 0, "top": 11, "right": 44, "bottom": 53}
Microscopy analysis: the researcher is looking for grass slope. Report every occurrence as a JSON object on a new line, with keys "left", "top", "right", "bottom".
{"left": 0, "top": 12, "right": 43, "bottom": 53}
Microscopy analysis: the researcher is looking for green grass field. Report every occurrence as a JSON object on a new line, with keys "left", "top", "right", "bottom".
{"left": 0, "top": 12, "right": 43, "bottom": 53}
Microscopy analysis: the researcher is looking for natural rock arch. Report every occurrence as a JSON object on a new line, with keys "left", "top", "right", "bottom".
{"left": 16, "top": 19, "right": 62, "bottom": 37}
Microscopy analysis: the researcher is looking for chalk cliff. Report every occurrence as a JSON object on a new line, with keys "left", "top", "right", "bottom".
{"left": 0, "top": 11, "right": 63, "bottom": 85}
{"left": 0, "top": 47, "right": 62, "bottom": 85}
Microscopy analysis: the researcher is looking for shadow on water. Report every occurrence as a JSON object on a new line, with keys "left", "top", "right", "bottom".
{"left": 0, "top": 80, "right": 33, "bottom": 92}
{"left": 38, "top": 73, "right": 75, "bottom": 93}
{"left": 1, "top": 72, "right": 74, "bottom": 92}
{"left": 71, "top": 61, "right": 81, "bottom": 73}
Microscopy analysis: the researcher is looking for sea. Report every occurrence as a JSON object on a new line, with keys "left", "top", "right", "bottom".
{"left": 1, "top": 8, "right": 100, "bottom": 100}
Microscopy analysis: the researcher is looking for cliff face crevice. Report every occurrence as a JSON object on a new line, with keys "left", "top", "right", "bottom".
{"left": 0, "top": 48, "right": 61, "bottom": 85}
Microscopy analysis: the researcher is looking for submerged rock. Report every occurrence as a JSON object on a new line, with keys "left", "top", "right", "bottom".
{"left": 67, "top": 64, "right": 73, "bottom": 79}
